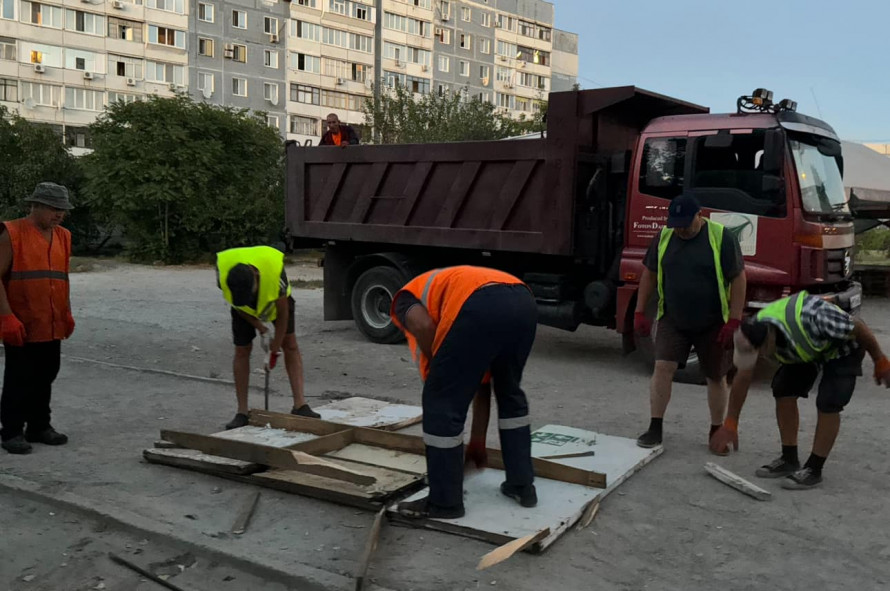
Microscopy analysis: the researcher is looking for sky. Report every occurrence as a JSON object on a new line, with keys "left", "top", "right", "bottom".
{"left": 552, "top": 0, "right": 890, "bottom": 142}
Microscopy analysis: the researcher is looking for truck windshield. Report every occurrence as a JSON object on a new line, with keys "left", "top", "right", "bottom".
{"left": 789, "top": 138, "right": 850, "bottom": 217}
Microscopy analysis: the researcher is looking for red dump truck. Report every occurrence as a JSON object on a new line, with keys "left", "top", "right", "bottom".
{"left": 284, "top": 86, "right": 861, "bottom": 379}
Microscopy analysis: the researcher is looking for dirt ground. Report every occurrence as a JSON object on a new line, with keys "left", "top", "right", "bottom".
{"left": 2, "top": 260, "right": 890, "bottom": 591}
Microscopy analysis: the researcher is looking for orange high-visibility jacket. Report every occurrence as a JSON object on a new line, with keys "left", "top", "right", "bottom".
{"left": 390, "top": 266, "right": 525, "bottom": 381}
{"left": 3, "top": 219, "right": 71, "bottom": 343}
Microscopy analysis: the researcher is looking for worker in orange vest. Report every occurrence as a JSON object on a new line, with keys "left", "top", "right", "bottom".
{"left": 0, "top": 183, "right": 76, "bottom": 455}
{"left": 391, "top": 266, "right": 538, "bottom": 518}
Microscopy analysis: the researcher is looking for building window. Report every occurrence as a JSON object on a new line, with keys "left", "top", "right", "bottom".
{"left": 146, "top": 0, "right": 184, "bottom": 13}
{"left": 232, "top": 44, "right": 246, "bottom": 63}
{"left": 640, "top": 137, "right": 686, "bottom": 200}
{"left": 232, "top": 10, "right": 246, "bottom": 29}
{"left": 24, "top": 2, "right": 63, "bottom": 27}
{"left": 296, "top": 0, "right": 316, "bottom": 6}
{"left": 198, "top": 38, "right": 213, "bottom": 57}
{"left": 290, "top": 83, "right": 319, "bottom": 105}
{"left": 111, "top": 54, "right": 142, "bottom": 78}
{"left": 459, "top": 60, "right": 468, "bottom": 77}
{"left": 518, "top": 20, "right": 535, "bottom": 37}
{"left": 64, "top": 87, "right": 104, "bottom": 111}
{"left": 21, "top": 82, "right": 61, "bottom": 106}
{"left": 290, "top": 115, "right": 318, "bottom": 136}
{"left": 435, "top": 27, "right": 450, "bottom": 44}
{"left": 232, "top": 77, "right": 247, "bottom": 96}
{"left": 264, "top": 16, "right": 277, "bottom": 34}
{"left": 0, "top": 77, "right": 17, "bottom": 102}
{"left": 480, "top": 12, "right": 490, "bottom": 27}
{"left": 352, "top": 63, "right": 367, "bottom": 82}
{"left": 66, "top": 127, "right": 91, "bottom": 149}
{"left": 439, "top": 0, "right": 450, "bottom": 19}
{"left": 384, "top": 12, "right": 428, "bottom": 36}
{"left": 538, "top": 27, "right": 551, "bottom": 42}
{"left": 197, "top": 71, "right": 214, "bottom": 93}
{"left": 460, "top": 6, "right": 470, "bottom": 21}
{"left": 148, "top": 25, "right": 186, "bottom": 49}
{"left": 406, "top": 75, "right": 429, "bottom": 94}
{"left": 146, "top": 61, "right": 184, "bottom": 85}
{"left": 438, "top": 55, "right": 449, "bottom": 73}
{"left": 66, "top": 10, "right": 104, "bottom": 35}
{"left": 263, "top": 82, "right": 277, "bottom": 102}
{"left": 479, "top": 65, "right": 489, "bottom": 81}
{"left": 264, "top": 49, "right": 278, "bottom": 68}
{"left": 198, "top": 2, "right": 213, "bottom": 22}
{"left": 267, "top": 115, "right": 279, "bottom": 129}
{"left": 292, "top": 52, "right": 321, "bottom": 73}
{"left": 0, "top": 0, "right": 14, "bottom": 20}
{"left": 480, "top": 38, "right": 491, "bottom": 54}
{"left": 108, "top": 92, "right": 140, "bottom": 104}
{"left": 108, "top": 17, "right": 142, "bottom": 42}
{"left": 459, "top": 34, "right": 471, "bottom": 50}
{"left": 495, "top": 14, "right": 514, "bottom": 31}
{"left": 0, "top": 37, "right": 14, "bottom": 60}
{"left": 291, "top": 20, "right": 321, "bottom": 41}
{"left": 412, "top": 0, "right": 430, "bottom": 7}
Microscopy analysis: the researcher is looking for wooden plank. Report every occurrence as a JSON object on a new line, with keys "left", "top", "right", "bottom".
{"left": 315, "top": 397, "right": 422, "bottom": 431}
{"left": 433, "top": 161, "right": 482, "bottom": 228}
{"left": 327, "top": 444, "right": 426, "bottom": 475}
{"left": 254, "top": 461, "right": 423, "bottom": 501}
{"left": 476, "top": 528, "right": 549, "bottom": 571}
{"left": 211, "top": 425, "right": 319, "bottom": 448}
{"left": 489, "top": 160, "right": 538, "bottom": 230}
{"left": 154, "top": 440, "right": 181, "bottom": 449}
{"left": 287, "top": 430, "right": 354, "bottom": 456}
{"left": 354, "top": 508, "right": 386, "bottom": 591}
{"left": 231, "top": 491, "right": 261, "bottom": 535}
{"left": 109, "top": 553, "right": 187, "bottom": 591}
{"left": 395, "top": 161, "right": 433, "bottom": 225}
{"left": 249, "top": 410, "right": 345, "bottom": 436}
{"left": 539, "top": 451, "right": 596, "bottom": 460}
{"left": 160, "top": 430, "right": 376, "bottom": 486}
{"left": 704, "top": 462, "right": 772, "bottom": 501}
{"left": 310, "top": 162, "right": 348, "bottom": 222}
{"left": 577, "top": 500, "right": 600, "bottom": 529}
{"left": 349, "top": 162, "right": 389, "bottom": 224}
{"left": 142, "top": 448, "right": 259, "bottom": 475}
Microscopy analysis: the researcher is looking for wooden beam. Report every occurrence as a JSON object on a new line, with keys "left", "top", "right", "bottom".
{"left": 354, "top": 508, "right": 386, "bottom": 591}
{"left": 476, "top": 528, "right": 550, "bottom": 571}
{"left": 247, "top": 410, "right": 607, "bottom": 489}
{"left": 286, "top": 429, "right": 355, "bottom": 456}
{"left": 231, "top": 491, "right": 261, "bottom": 535}
{"left": 160, "top": 430, "right": 376, "bottom": 487}
{"left": 704, "top": 462, "right": 772, "bottom": 501}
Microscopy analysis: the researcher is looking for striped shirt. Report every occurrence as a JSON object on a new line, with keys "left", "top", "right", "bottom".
{"left": 767, "top": 295, "right": 858, "bottom": 364}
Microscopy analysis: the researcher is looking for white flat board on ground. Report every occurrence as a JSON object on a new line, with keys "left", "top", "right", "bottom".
{"left": 210, "top": 425, "right": 319, "bottom": 448}
{"left": 315, "top": 397, "right": 422, "bottom": 431}
{"left": 388, "top": 425, "right": 662, "bottom": 551}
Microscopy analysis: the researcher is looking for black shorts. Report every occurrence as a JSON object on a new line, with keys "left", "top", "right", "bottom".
{"left": 771, "top": 349, "right": 864, "bottom": 413}
{"left": 654, "top": 316, "right": 732, "bottom": 380}
{"left": 231, "top": 296, "right": 295, "bottom": 347}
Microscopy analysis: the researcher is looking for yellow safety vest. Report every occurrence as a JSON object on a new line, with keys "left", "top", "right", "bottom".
{"left": 756, "top": 291, "right": 838, "bottom": 363}
{"left": 656, "top": 218, "right": 729, "bottom": 322}
{"left": 216, "top": 246, "right": 291, "bottom": 322}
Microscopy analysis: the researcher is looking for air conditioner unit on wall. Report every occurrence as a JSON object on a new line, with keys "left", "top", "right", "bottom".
{"left": 83, "top": 71, "right": 94, "bottom": 80}
{"left": 126, "top": 77, "right": 136, "bottom": 86}
{"left": 168, "top": 83, "right": 177, "bottom": 91}
{"left": 270, "top": 33, "right": 279, "bottom": 43}
{"left": 111, "top": 0, "right": 124, "bottom": 8}
{"left": 421, "top": 64, "right": 429, "bottom": 72}
{"left": 224, "top": 44, "right": 234, "bottom": 59}
{"left": 201, "top": 87, "right": 212, "bottom": 99}
{"left": 34, "top": 64, "right": 46, "bottom": 73}
{"left": 336, "top": 77, "right": 344, "bottom": 85}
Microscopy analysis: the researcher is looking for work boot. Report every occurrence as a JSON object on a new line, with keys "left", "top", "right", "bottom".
{"left": 25, "top": 427, "right": 68, "bottom": 446}
{"left": 636, "top": 429, "right": 662, "bottom": 449}
{"left": 225, "top": 413, "right": 249, "bottom": 430}
{"left": 781, "top": 467, "right": 823, "bottom": 490}
{"left": 500, "top": 482, "right": 538, "bottom": 508}
{"left": 397, "top": 496, "right": 465, "bottom": 519}
{"left": 2, "top": 435, "right": 32, "bottom": 455}
{"left": 292, "top": 404, "right": 321, "bottom": 419}
{"left": 755, "top": 457, "right": 800, "bottom": 479}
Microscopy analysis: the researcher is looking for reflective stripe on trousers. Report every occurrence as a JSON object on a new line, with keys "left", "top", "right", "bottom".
{"left": 498, "top": 415, "right": 530, "bottom": 430}
{"left": 423, "top": 431, "right": 464, "bottom": 448}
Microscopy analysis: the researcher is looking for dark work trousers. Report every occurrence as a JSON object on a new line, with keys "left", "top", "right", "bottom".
{"left": 422, "top": 284, "right": 537, "bottom": 510}
{"left": 0, "top": 340, "right": 62, "bottom": 441}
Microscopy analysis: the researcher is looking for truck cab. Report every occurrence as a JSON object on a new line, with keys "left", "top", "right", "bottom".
{"left": 617, "top": 89, "right": 861, "bottom": 346}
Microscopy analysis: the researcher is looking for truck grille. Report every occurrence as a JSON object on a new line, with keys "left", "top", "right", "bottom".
{"left": 825, "top": 248, "right": 852, "bottom": 281}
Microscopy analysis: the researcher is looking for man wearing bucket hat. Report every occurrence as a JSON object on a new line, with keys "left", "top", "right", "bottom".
{"left": 0, "top": 182, "right": 76, "bottom": 454}
{"left": 633, "top": 194, "right": 747, "bottom": 452}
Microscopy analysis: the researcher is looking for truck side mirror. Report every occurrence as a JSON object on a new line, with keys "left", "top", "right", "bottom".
{"left": 762, "top": 130, "right": 785, "bottom": 174}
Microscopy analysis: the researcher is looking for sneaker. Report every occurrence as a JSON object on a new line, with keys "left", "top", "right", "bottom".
{"left": 291, "top": 404, "right": 321, "bottom": 419}
{"left": 225, "top": 413, "right": 249, "bottom": 430}
{"left": 781, "top": 467, "right": 823, "bottom": 490}
{"left": 755, "top": 457, "right": 800, "bottom": 479}
{"left": 636, "top": 429, "right": 662, "bottom": 449}
{"left": 500, "top": 482, "right": 538, "bottom": 508}
{"left": 1, "top": 435, "right": 32, "bottom": 455}
{"left": 25, "top": 427, "right": 68, "bottom": 446}
{"left": 397, "top": 497, "right": 465, "bottom": 519}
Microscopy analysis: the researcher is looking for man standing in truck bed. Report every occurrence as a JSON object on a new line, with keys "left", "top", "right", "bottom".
{"left": 634, "top": 194, "right": 747, "bottom": 451}
{"left": 319, "top": 113, "right": 359, "bottom": 146}
{"left": 390, "top": 266, "right": 538, "bottom": 518}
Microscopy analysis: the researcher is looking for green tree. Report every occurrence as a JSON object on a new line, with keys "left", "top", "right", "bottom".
{"left": 84, "top": 95, "right": 284, "bottom": 263}
{"left": 0, "top": 106, "right": 100, "bottom": 250}
{"left": 363, "top": 83, "right": 545, "bottom": 144}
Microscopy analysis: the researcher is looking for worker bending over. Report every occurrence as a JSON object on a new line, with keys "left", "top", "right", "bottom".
{"left": 710, "top": 291, "right": 890, "bottom": 489}
{"left": 391, "top": 266, "right": 538, "bottom": 519}
{"left": 215, "top": 246, "right": 319, "bottom": 430}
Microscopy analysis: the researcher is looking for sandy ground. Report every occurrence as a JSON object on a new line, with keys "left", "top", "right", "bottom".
{"left": 1, "top": 261, "right": 890, "bottom": 590}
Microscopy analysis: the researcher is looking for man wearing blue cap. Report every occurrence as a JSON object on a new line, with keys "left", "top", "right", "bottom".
{"left": 633, "top": 194, "right": 746, "bottom": 452}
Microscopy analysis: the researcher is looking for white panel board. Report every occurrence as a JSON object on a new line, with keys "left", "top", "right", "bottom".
{"left": 315, "top": 397, "right": 422, "bottom": 430}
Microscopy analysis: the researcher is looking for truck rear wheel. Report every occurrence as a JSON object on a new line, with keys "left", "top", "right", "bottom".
{"left": 351, "top": 266, "right": 407, "bottom": 344}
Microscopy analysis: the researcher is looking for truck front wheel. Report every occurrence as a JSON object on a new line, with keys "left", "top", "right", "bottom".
{"left": 351, "top": 266, "right": 407, "bottom": 344}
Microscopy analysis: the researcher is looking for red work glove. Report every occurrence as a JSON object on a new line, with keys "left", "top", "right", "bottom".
{"left": 465, "top": 438, "right": 488, "bottom": 469}
{"left": 709, "top": 417, "right": 739, "bottom": 454}
{"left": 65, "top": 309, "right": 75, "bottom": 339}
{"left": 717, "top": 318, "right": 742, "bottom": 348}
{"left": 0, "top": 314, "right": 26, "bottom": 347}
{"left": 874, "top": 356, "right": 890, "bottom": 388}
{"left": 633, "top": 312, "right": 652, "bottom": 338}
{"left": 266, "top": 350, "right": 280, "bottom": 370}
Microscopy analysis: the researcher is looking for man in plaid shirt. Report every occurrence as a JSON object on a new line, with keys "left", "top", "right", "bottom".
{"left": 710, "top": 291, "right": 890, "bottom": 489}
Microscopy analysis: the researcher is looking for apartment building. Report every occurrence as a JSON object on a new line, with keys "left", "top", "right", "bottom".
{"left": 189, "top": 0, "right": 288, "bottom": 134}
{"left": 0, "top": 0, "right": 188, "bottom": 154}
{"left": 0, "top": 0, "right": 576, "bottom": 147}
